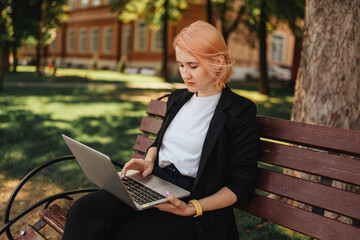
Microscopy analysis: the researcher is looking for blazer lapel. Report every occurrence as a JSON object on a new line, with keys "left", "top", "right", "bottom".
{"left": 192, "top": 87, "right": 232, "bottom": 191}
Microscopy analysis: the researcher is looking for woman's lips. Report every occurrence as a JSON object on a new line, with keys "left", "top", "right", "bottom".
{"left": 185, "top": 82, "right": 195, "bottom": 86}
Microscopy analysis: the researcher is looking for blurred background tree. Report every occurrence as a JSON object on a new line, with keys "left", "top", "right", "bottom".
{"left": 0, "top": 0, "right": 68, "bottom": 78}
{"left": 211, "top": 0, "right": 305, "bottom": 95}
{"left": 32, "top": 0, "right": 68, "bottom": 75}
{"left": 0, "top": 0, "right": 11, "bottom": 92}
{"left": 110, "top": 0, "right": 189, "bottom": 82}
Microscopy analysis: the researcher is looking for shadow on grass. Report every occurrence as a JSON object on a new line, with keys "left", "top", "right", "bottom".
{"left": 235, "top": 209, "right": 310, "bottom": 240}
{"left": 0, "top": 87, "right": 151, "bottom": 191}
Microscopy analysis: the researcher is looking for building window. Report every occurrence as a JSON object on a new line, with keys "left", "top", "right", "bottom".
{"left": 79, "top": 29, "right": 87, "bottom": 52}
{"left": 69, "top": 0, "right": 76, "bottom": 10}
{"left": 152, "top": 27, "right": 163, "bottom": 52}
{"left": 80, "top": 0, "right": 89, "bottom": 8}
{"left": 271, "top": 33, "right": 285, "bottom": 62}
{"left": 67, "top": 30, "right": 75, "bottom": 52}
{"left": 91, "top": 28, "right": 99, "bottom": 52}
{"left": 103, "top": 27, "right": 112, "bottom": 53}
{"left": 122, "top": 25, "right": 132, "bottom": 54}
{"left": 92, "top": 0, "right": 101, "bottom": 6}
{"left": 135, "top": 20, "right": 147, "bottom": 52}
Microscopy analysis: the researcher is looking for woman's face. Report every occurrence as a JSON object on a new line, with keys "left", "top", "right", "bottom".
{"left": 175, "top": 46, "right": 220, "bottom": 97}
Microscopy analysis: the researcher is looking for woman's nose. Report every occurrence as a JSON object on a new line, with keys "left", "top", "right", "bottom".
{"left": 182, "top": 68, "right": 191, "bottom": 79}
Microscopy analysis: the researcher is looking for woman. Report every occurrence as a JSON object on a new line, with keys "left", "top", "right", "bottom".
{"left": 63, "top": 20, "right": 259, "bottom": 240}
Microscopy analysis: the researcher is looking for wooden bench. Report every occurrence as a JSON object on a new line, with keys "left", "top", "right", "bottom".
{"left": 1, "top": 96, "right": 360, "bottom": 240}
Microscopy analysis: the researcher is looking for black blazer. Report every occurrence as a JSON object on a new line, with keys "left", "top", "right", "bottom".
{"left": 152, "top": 86, "right": 260, "bottom": 240}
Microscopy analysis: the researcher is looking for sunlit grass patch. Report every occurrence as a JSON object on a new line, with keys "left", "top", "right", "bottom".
{"left": 15, "top": 65, "right": 164, "bottom": 84}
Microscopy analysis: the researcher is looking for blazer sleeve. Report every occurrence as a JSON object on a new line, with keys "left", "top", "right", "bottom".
{"left": 225, "top": 100, "right": 260, "bottom": 207}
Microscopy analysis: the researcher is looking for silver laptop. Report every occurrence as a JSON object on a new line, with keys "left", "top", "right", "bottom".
{"left": 62, "top": 134, "right": 190, "bottom": 210}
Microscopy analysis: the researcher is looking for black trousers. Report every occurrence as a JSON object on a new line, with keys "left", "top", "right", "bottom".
{"left": 62, "top": 164, "right": 197, "bottom": 240}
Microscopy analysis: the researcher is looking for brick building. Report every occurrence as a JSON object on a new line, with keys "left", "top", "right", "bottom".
{"left": 19, "top": 0, "right": 296, "bottom": 78}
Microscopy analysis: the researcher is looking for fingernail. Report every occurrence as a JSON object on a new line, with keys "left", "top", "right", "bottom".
{"left": 121, "top": 174, "right": 124, "bottom": 178}
{"left": 143, "top": 173, "right": 147, "bottom": 177}
{"left": 165, "top": 191, "right": 170, "bottom": 196}
{"left": 124, "top": 165, "right": 127, "bottom": 169}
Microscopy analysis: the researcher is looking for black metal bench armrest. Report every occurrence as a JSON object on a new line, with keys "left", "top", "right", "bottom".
{"left": 1, "top": 155, "right": 124, "bottom": 239}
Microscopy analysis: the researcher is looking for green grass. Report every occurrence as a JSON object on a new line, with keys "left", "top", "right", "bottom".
{"left": 0, "top": 67, "right": 303, "bottom": 239}
{"left": 8, "top": 65, "right": 164, "bottom": 84}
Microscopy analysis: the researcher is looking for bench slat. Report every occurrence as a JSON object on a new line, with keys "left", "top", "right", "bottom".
{"left": 241, "top": 195, "right": 360, "bottom": 240}
{"left": 133, "top": 135, "right": 155, "bottom": 154}
{"left": 131, "top": 152, "right": 146, "bottom": 159}
{"left": 260, "top": 141, "right": 360, "bottom": 186}
{"left": 146, "top": 100, "right": 166, "bottom": 117}
{"left": 257, "top": 116, "right": 360, "bottom": 156}
{"left": 15, "top": 225, "right": 47, "bottom": 240}
{"left": 39, "top": 204, "right": 67, "bottom": 236}
{"left": 257, "top": 169, "right": 360, "bottom": 220}
{"left": 139, "top": 116, "right": 163, "bottom": 135}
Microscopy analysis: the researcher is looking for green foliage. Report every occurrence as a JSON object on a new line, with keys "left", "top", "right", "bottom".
{"left": 42, "top": 0, "right": 69, "bottom": 45}
{"left": 110, "top": 0, "right": 188, "bottom": 27}
{"left": 4, "top": 0, "right": 68, "bottom": 48}
{"left": 211, "top": 0, "right": 305, "bottom": 42}
{"left": 0, "top": 0, "right": 12, "bottom": 46}
{"left": 243, "top": 0, "right": 305, "bottom": 37}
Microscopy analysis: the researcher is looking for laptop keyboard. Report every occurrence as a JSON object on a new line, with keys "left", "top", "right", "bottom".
{"left": 122, "top": 177, "right": 166, "bottom": 205}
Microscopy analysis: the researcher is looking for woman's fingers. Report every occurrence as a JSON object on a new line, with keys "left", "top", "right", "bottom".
{"left": 166, "top": 193, "right": 184, "bottom": 208}
{"left": 155, "top": 193, "right": 187, "bottom": 214}
{"left": 120, "top": 159, "right": 138, "bottom": 178}
{"left": 120, "top": 158, "right": 151, "bottom": 179}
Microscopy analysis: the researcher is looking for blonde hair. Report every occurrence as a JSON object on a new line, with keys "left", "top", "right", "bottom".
{"left": 173, "top": 21, "right": 233, "bottom": 89}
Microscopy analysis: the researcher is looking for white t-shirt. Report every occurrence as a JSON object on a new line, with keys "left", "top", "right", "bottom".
{"left": 158, "top": 92, "right": 221, "bottom": 178}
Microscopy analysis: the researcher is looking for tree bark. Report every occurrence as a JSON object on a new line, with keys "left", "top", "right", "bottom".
{"left": 290, "top": 36, "right": 302, "bottom": 86}
{"left": 11, "top": 0, "right": 18, "bottom": 73}
{"left": 11, "top": 41, "right": 18, "bottom": 73}
{"left": 258, "top": 0, "right": 270, "bottom": 96}
{"left": 0, "top": 19, "right": 4, "bottom": 92}
{"left": 292, "top": 0, "right": 360, "bottom": 130}
{"left": 207, "top": 0, "right": 213, "bottom": 25}
{"left": 36, "top": 0, "right": 44, "bottom": 75}
{"left": 161, "top": 0, "right": 169, "bottom": 82}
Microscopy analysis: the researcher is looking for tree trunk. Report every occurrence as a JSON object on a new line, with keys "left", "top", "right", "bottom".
{"left": 0, "top": 19, "right": 4, "bottom": 92}
{"left": 292, "top": 0, "right": 360, "bottom": 130}
{"left": 290, "top": 36, "right": 302, "bottom": 86}
{"left": 162, "top": 0, "right": 169, "bottom": 82}
{"left": 258, "top": 0, "right": 270, "bottom": 96}
{"left": 11, "top": 41, "right": 18, "bottom": 73}
{"left": 11, "top": 0, "right": 18, "bottom": 73}
{"left": 35, "top": 0, "right": 44, "bottom": 75}
{"left": 207, "top": 0, "right": 213, "bottom": 25}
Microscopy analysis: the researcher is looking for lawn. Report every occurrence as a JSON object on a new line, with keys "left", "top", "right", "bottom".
{"left": 0, "top": 67, "right": 305, "bottom": 240}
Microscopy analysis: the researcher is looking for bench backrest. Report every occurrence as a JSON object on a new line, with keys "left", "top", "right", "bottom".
{"left": 134, "top": 98, "right": 360, "bottom": 240}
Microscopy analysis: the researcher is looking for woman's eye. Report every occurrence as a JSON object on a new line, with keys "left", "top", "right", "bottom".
{"left": 190, "top": 65, "right": 198, "bottom": 69}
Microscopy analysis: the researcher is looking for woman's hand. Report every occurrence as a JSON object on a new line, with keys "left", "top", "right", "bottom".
{"left": 155, "top": 192, "right": 196, "bottom": 216}
{"left": 120, "top": 158, "right": 154, "bottom": 179}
